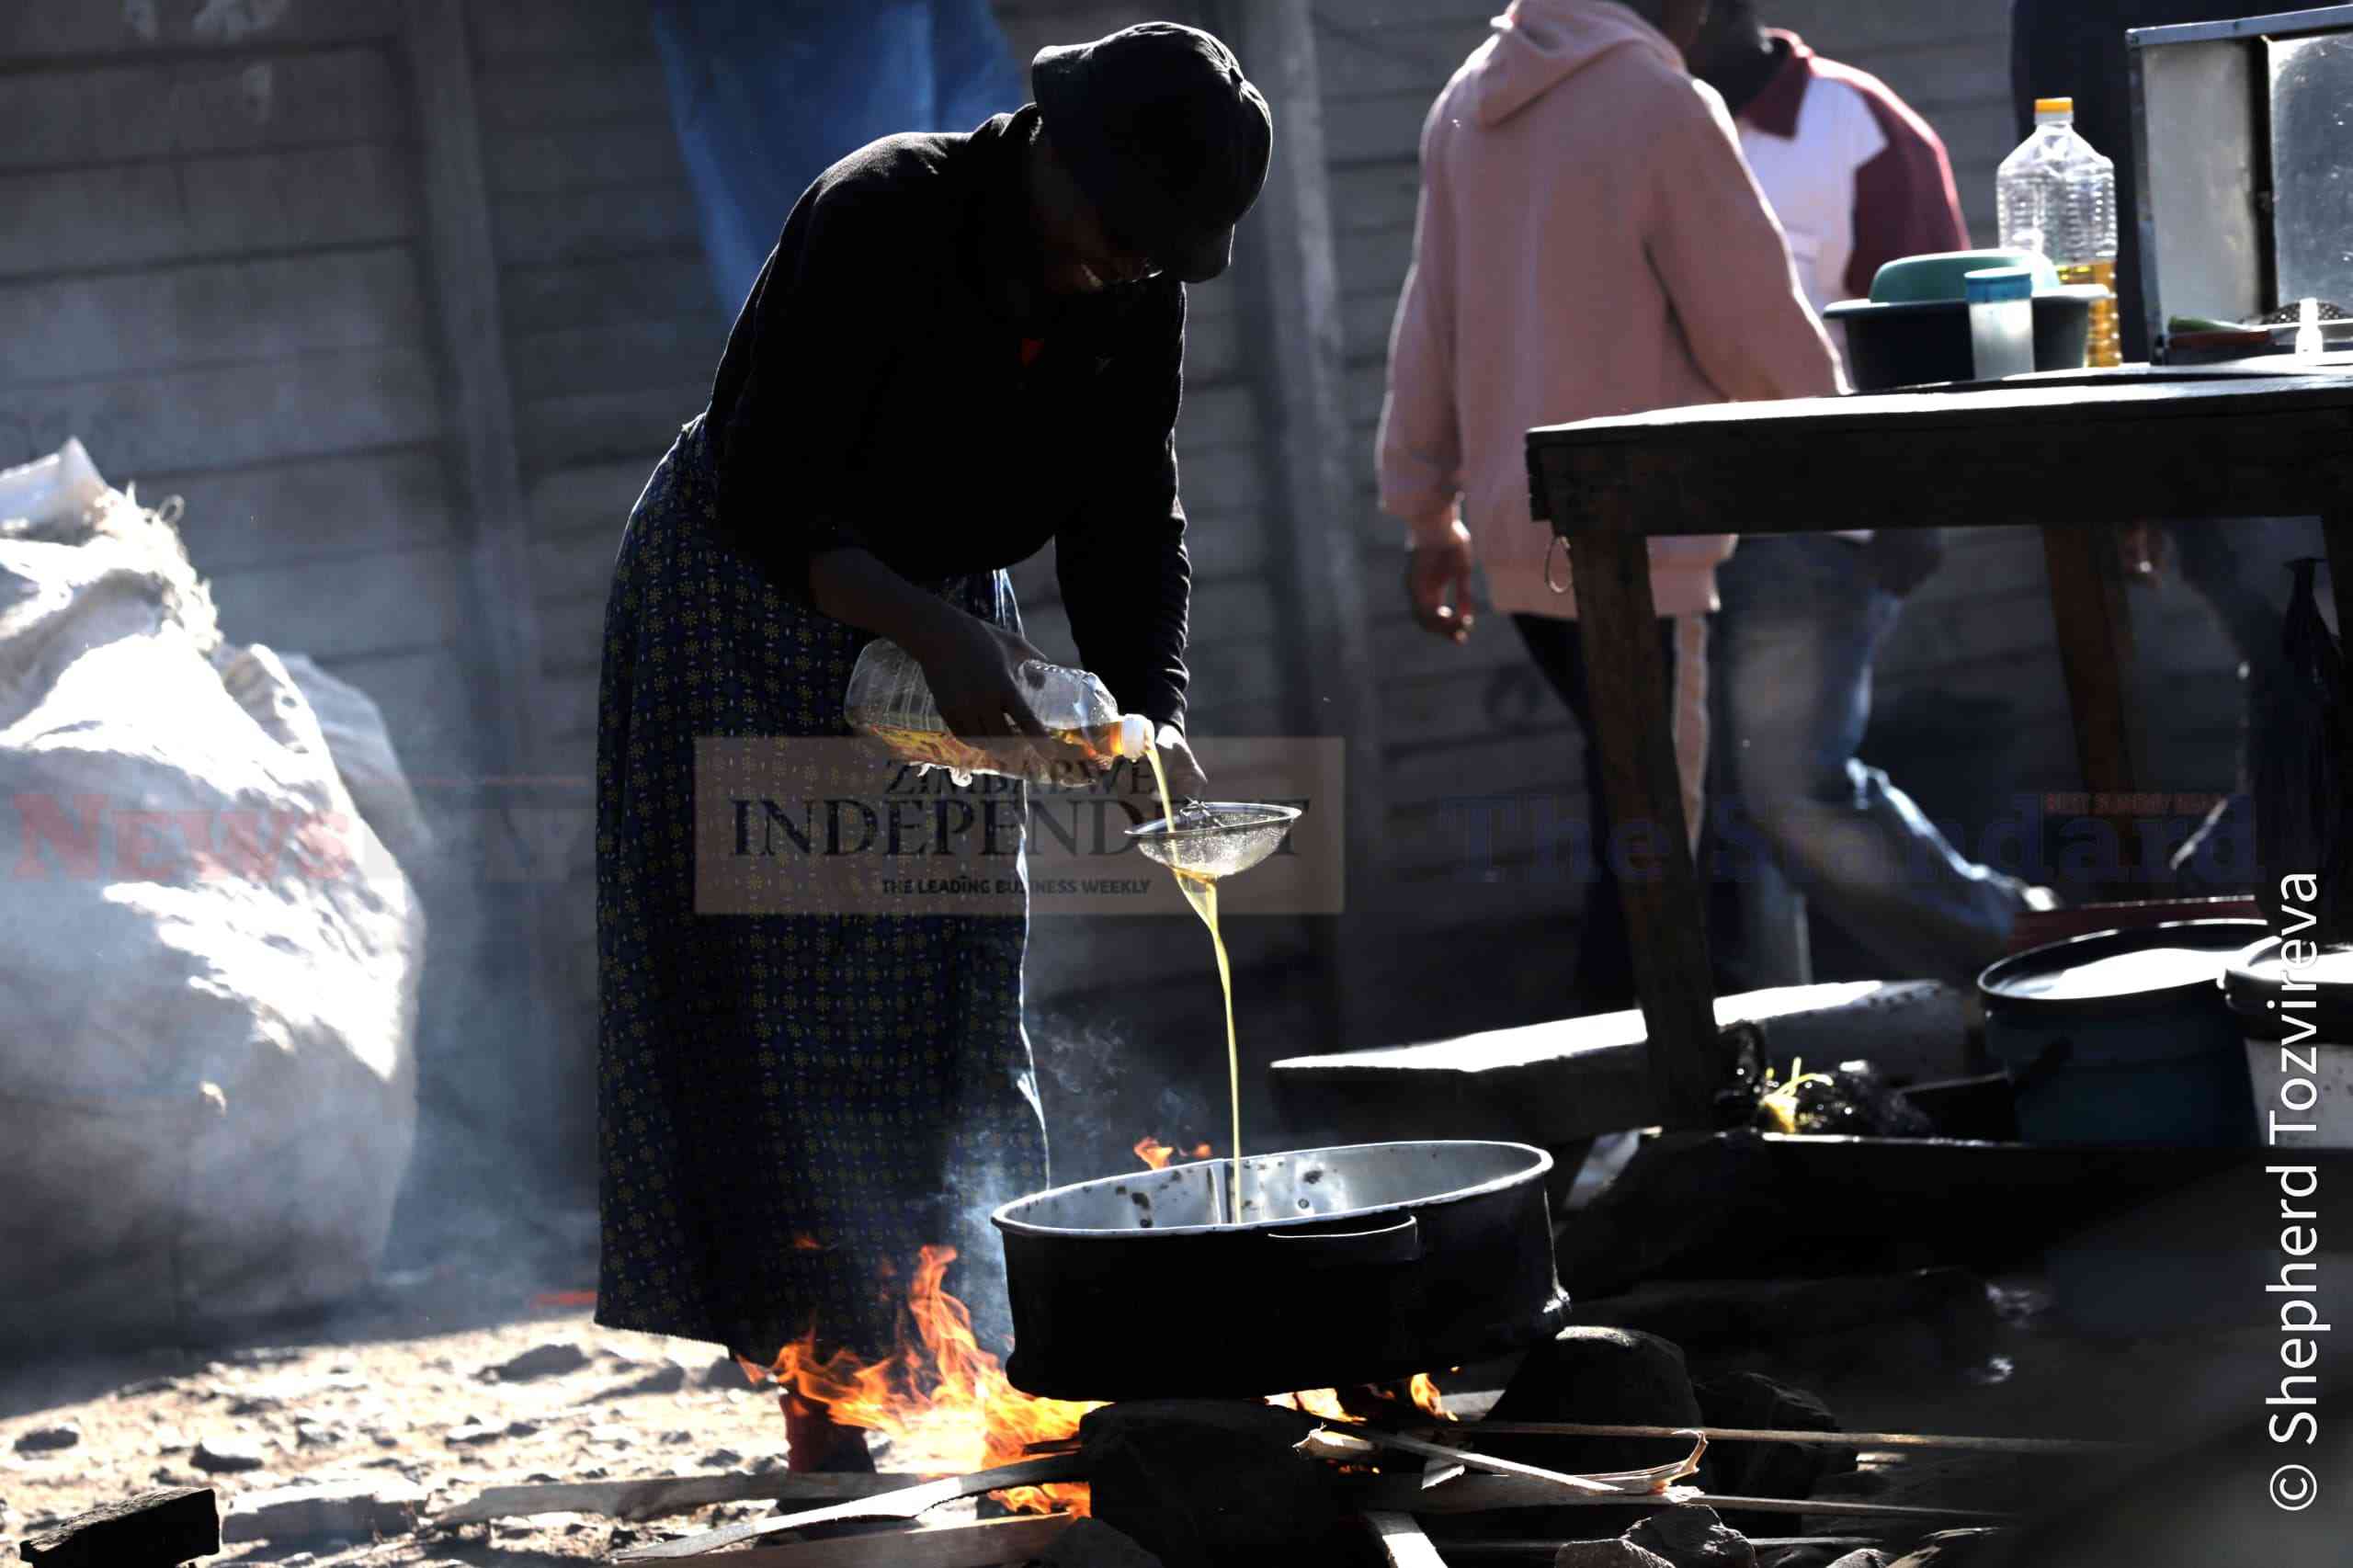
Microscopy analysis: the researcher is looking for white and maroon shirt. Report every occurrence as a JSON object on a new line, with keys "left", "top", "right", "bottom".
{"left": 1730, "top": 31, "right": 1970, "bottom": 541}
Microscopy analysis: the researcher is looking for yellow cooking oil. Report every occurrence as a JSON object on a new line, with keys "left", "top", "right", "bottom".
{"left": 2059, "top": 258, "right": 2120, "bottom": 368}
{"left": 1142, "top": 739, "right": 1245, "bottom": 1223}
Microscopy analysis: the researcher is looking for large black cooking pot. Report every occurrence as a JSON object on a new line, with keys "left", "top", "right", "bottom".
{"left": 991, "top": 1141, "right": 1569, "bottom": 1401}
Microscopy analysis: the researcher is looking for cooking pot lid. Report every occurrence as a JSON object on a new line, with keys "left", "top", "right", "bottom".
{"left": 2225, "top": 937, "right": 2353, "bottom": 1036}
{"left": 1979, "top": 919, "right": 2269, "bottom": 1016}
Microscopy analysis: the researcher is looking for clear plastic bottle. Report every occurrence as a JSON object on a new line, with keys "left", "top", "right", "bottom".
{"left": 1997, "top": 97, "right": 2120, "bottom": 368}
{"left": 843, "top": 638, "right": 1152, "bottom": 788}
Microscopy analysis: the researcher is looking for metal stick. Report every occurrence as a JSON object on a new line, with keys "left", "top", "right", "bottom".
{"left": 1423, "top": 1422, "right": 2120, "bottom": 1457}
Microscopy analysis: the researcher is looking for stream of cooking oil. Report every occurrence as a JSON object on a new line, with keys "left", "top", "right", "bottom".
{"left": 1142, "top": 740, "right": 1244, "bottom": 1222}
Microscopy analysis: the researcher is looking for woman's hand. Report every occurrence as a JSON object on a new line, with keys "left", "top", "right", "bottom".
{"left": 906, "top": 609, "right": 1067, "bottom": 774}
{"left": 1407, "top": 517, "right": 1478, "bottom": 643}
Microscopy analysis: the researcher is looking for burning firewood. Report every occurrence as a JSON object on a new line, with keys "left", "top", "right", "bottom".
{"left": 610, "top": 1456, "right": 1089, "bottom": 1560}
{"left": 641, "top": 1512, "right": 1074, "bottom": 1567}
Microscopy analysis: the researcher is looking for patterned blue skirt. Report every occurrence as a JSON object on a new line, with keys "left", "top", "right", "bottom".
{"left": 593, "top": 415, "right": 1049, "bottom": 1363}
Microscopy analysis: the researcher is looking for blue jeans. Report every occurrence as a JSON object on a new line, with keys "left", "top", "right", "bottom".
{"left": 1712, "top": 536, "right": 2038, "bottom": 989}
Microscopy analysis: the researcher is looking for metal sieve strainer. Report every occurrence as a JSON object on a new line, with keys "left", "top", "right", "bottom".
{"left": 1128, "top": 801, "right": 1302, "bottom": 880}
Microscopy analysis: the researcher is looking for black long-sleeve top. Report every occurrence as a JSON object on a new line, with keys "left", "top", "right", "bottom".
{"left": 701, "top": 104, "right": 1193, "bottom": 730}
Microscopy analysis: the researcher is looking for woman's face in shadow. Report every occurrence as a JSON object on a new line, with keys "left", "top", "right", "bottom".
{"left": 1028, "top": 130, "right": 1162, "bottom": 296}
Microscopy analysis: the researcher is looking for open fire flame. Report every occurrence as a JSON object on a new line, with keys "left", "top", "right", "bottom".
{"left": 752, "top": 1244, "right": 1096, "bottom": 1515}
{"left": 748, "top": 1137, "right": 1455, "bottom": 1516}
{"left": 1132, "top": 1133, "right": 1212, "bottom": 1170}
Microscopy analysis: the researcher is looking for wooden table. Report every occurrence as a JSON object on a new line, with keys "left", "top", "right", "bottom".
{"left": 1525, "top": 366, "right": 2353, "bottom": 1128}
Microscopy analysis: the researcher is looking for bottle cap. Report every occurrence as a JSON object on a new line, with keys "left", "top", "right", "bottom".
{"left": 1119, "top": 714, "right": 1153, "bottom": 757}
{"left": 2035, "top": 97, "right": 2074, "bottom": 119}
{"left": 1965, "top": 267, "right": 2036, "bottom": 304}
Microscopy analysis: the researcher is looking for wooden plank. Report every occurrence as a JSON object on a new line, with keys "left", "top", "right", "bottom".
{"left": 613, "top": 1457, "right": 1086, "bottom": 1560}
{"left": 0, "top": 248, "right": 426, "bottom": 386}
{"left": 1837, "top": 41, "right": 2013, "bottom": 114}
{"left": 540, "top": 594, "right": 610, "bottom": 677}
{"left": 483, "top": 119, "right": 690, "bottom": 197}
{"left": 0, "top": 349, "right": 440, "bottom": 476}
{"left": 1381, "top": 661, "right": 1574, "bottom": 753}
{"left": 1175, "top": 437, "right": 1265, "bottom": 517}
{"left": 1176, "top": 383, "right": 1258, "bottom": 450}
{"left": 149, "top": 449, "right": 457, "bottom": 572}
{"left": 0, "top": 144, "right": 418, "bottom": 280}
{"left": 16, "top": 1486, "right": 220, "bottom": 1568}
{"left": 517, "top": 383, "right": 706, "bottom": 476}
{"left": 1330, "top": 164, "right": 1423, "bottom": 235}
{"left": 1733, "top": 2, "right": 2008, "bottom": 56}
{"left": 0, "top": 48, "right": 404, "bottom": 173}
{"left": 1336, "top": 225, "right": 1417, "bottom": 311}
{"left": 535, "top": 527, "right": 624, "bottom": 606}
{"left": 1530, "top": 380, "right": 2353, "bottom": 533}
{"left": 503, "top": 252, "right": 721, "bottom": 335}
{"left": 1552, "top": 458, "right": 1721, "bottom": 1127}
{"left": 491, "top": 186, "right": 703, "bottom": 268}
{"left": 544, "top": 672, "right": 599, "bottom": 751}
{"left": 312, "top": 645, "right": 478, "bottom": 770}
{"left": 1184, "top": 303, "right": 1243, "bottom": 384}
{"left": 529, "top": 459, "right": 661, "bottom": 535}
{"left": 1325, "top": 88, "right": 1443, "bottom": 166}
{"left": 507, "top": 317, "right": 720, "bottom": 404}
{"left": 437, "top": 1469, "right": 916, "bottom": 1527}
{"left": 701, "top": 1514, "right": 1073, "bottom": 1568}
{"left": 209, "top": 540, "right": 472, "bottom": 664}
{"left": 1314, "top": 16, "right": 1493, "bottom": 99}
{"left": 476, "top": 53, "right": 671, "bottom": 133}
{"left": 0, "top": 0, "right": 402, "bottom": 58}
{"left": 470, "top": 0, "right": 653, "bottom": 62}
{"left": 406, "top": 0, "right": 572, "bottom": 1169}
{"left": 1384, "top": 729, "right": 1581, "bottom": 812}
{"left": 1365, "top": 1510, "right": 1449, "bottom": 1568}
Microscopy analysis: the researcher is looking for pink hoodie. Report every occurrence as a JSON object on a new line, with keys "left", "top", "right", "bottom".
{"left": 1377, "top": 0, "right": 1845, "bottom": 620}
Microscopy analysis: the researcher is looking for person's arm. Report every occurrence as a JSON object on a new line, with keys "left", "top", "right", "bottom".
{"left": 1376, "top": 100, "right": 1465, "bottom": 551}
{"left": 1646, "top": 83, "right": 1847, "bottom": 403}
{"left": 708, "top": 183, "right": 922, "bottom": 610}
{"left": 1843, "top": 88, "right": 1972, "bottom": 300}
{"left": 1054, "top": 279, "right": 1192, "bottom": 733}
{"left": 711, "top": 185, "right": 1051, "bottom": 744}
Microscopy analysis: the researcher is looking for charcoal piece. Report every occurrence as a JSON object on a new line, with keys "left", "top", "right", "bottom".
{"left": 1037, "top": 1517, "right": 1168, "bottom": 1567}
{"left": 1453, "top": 1326, "right": 1704, "bottom": 1540}
{"left": 1077, "top": 1401, "right": 1345, "bottom": 1568}
{"left": 1692, "top": 1371, "right": 1857, "bottom": 1533}
{"left": 18, "top": 1486, "right": 218, "bottom": 1567}
{"left": 1556, "top": 1542, "right": 1677, "bottom": 1568}
{"left": 483, "top": 1341, "right": 588, "bottom": 1382}
{"left": 1888, "top": 1528, "right": 2003, "bottom": 1567}
{"left": 1624, "top": 1505, "right": 1757, "bottom": 1566}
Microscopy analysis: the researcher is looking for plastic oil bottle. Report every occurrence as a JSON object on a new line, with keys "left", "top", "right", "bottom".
{"left": 843, "top": 638, "right": 1152, "bottom": 788}
{"left": 1998, "top": 97, "right": 2120, "bottom": 368}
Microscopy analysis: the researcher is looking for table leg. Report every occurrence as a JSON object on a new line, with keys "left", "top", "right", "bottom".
{"left": 1562, "top": 524, "right": 1722, "bottom": 1130}
{"left": 2040, "top": 523, "right": 2142, "bottom": 899}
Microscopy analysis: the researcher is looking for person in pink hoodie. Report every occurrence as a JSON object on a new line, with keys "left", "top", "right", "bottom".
{"left": 1377, "top": 0, "right": 1844, "bottom": 1009}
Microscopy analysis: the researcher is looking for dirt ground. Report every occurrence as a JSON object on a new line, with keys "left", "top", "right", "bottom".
{"left": 0, "top": 1200, "right": 983, "bottom": 1565}
{"left": 0, "top": 1187, "right": 2308, "bottom": 1566}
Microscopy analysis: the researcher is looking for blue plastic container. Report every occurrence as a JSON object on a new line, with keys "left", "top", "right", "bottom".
{"left": 1978, "top": 920, "right": 2266, "bottom": 1146}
